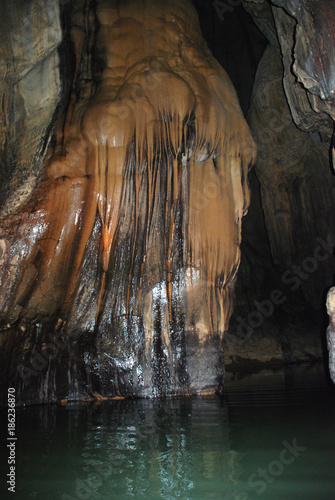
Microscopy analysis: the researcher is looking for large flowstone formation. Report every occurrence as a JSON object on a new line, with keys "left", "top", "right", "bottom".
{"left": 0, "top": 0, "right": 255, "bottom": 404}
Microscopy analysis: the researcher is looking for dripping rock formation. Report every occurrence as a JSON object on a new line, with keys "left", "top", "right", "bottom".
{"left": 0, "top": 0, "right": 255, "bottom": 404}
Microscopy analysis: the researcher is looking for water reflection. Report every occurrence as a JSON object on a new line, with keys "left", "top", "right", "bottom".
{"left": 77, "top": 398, "right": 233, "bottom": 499}
{"left": 2, "top": 363, "right": 335, "bottom": 499}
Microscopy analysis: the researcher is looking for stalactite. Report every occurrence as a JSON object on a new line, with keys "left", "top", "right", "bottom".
{"left": 0, "top": 0, "right": 255, "bottom": 399}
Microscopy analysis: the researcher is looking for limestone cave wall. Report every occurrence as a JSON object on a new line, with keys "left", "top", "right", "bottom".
{"left": 225, "top": 0, "right": 335, "bottom": 369}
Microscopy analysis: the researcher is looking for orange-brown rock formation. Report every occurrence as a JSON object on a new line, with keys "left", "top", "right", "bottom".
{"left": 0, "top": 0, "right": 255, "bottom": 402}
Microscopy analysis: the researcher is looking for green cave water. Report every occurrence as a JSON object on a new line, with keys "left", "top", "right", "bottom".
{"left": 1, "top": 363, "right": 335, "bottom": 500}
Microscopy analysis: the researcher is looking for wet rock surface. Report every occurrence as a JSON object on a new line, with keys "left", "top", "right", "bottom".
{"left": 327, "top": 287, "right": 335, "bottom": 384}
{"left": 0, "top": 0, "right": 63, "bottom": 212}
{"left": 1, "top": 0, "right": 335, "bottom": 405}
{"left": 0, "top": 0, "right": 255, "bottom": 404}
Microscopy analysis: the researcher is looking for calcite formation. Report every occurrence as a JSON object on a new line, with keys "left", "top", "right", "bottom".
{"left": 326, "top": 287, "right": 335, "bottom": 384}
{"left": 0, "top": 0, "right": 255, "bottom": 403}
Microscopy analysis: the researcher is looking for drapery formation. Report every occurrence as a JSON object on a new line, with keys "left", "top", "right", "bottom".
{"left": 0, "top": 0, "right": 255, "bottom": 401}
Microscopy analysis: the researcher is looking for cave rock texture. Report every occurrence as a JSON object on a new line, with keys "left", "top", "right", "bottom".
{"left": 244, "top": 0, "right": 335, "bottom": 135}
{"left": 326, "top": 287, "right": 335, "bottom": 383}
{"left": 224, "top": 0, "right": 335, "bottom": 369}
{"left": 0, "top": 0, "right": 255, "bottom": 404}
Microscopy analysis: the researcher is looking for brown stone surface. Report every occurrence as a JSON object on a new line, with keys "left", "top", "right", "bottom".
{"left": 0, "top": 0, "right": 255, "bottom": 404}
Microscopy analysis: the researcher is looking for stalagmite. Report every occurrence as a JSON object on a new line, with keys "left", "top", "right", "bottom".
{"left": 326, "top": 287, "right": 335, "bottom": 384}
{"left": 0, "top": 0, "right": 255, "bottom": 403}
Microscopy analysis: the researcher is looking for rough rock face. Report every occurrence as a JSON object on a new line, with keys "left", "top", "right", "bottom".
{"left": 326, "top": 287, "right": 335, "bottom": 383}
{"left": 0, "top": 0, "right": 63, "bottom": 212}
{"left": 0, "top": 0, "right": 255, "bottom": 404}
{"left": 273, "top": 0, "right": 335, "bottom": 105}
{"left": 271, "top": 0, "right": 335, "bottom": 136}
{"left": 225, "top": 45, "right": 335, "bottom": 368}
{"left": 248, "top": 45, "right": 335, "bottom": 306}
{"left": 245, "top": 0, "right": 335, "bottom": 133}
{"left": 225, "top": 1, "right": 335, "bottom": 369}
